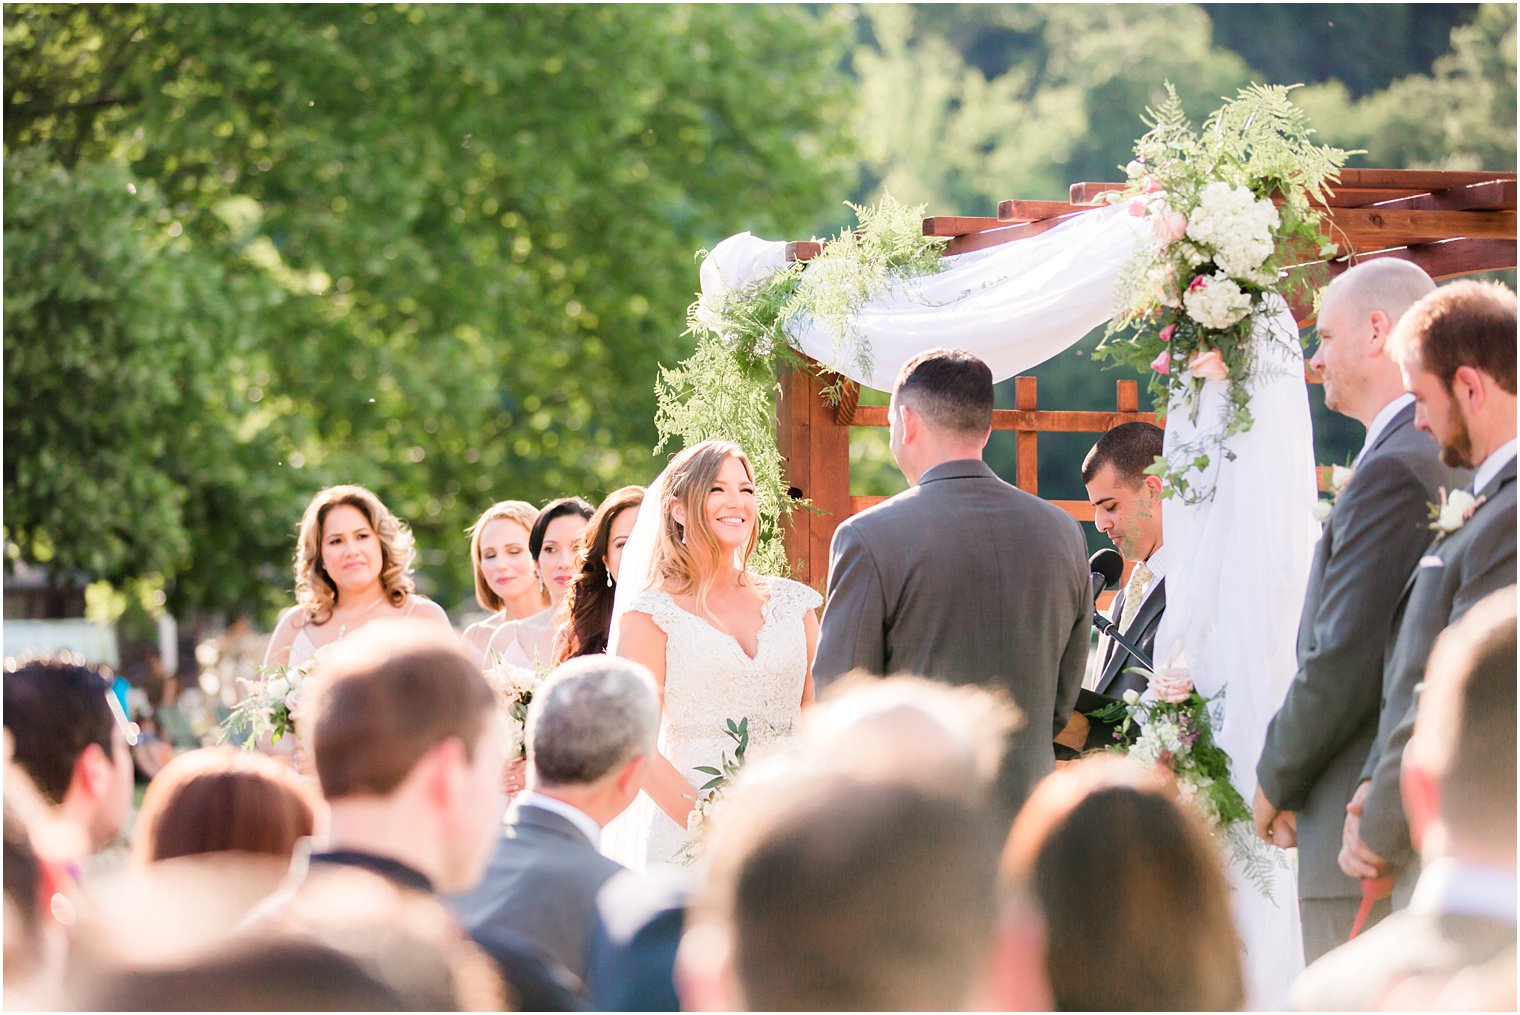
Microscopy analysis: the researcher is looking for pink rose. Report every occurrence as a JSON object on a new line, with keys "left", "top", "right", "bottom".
{"left": 1188, "top": 274, "right": 1208, "bottom": 292}
{"left": 1158, "top": 323, "right": 1177, "bottom": 343}
{"left": 1187, "top": 348, "right": 1230, "bottom": 381}
{"left": 1150, "top": 350, "right": 1171, "bottom": 375}
{"left": 1142, "top": 175, "right": 1163, "bottom": 194}
{"left": 1150, "top": 667, "right": 1194, "bottom": 704}
{"left": 1128, "top": 198, "right": 1147, "bottom": 218}
{"left": 1149, "top": 208, "right": 1187, "bottom": 246}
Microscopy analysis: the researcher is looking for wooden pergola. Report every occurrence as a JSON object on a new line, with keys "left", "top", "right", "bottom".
{"left": 778, "top": 168, "right": 1518, "bottom": 594}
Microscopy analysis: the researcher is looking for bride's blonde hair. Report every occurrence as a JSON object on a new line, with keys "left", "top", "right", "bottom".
{"left": 649, "top": 440, "right": 759, "bottom": 617}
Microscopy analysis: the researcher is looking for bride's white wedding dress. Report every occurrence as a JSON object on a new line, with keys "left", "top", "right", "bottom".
{"left": 602, "top": 576, "right": 821, "bottom": 871}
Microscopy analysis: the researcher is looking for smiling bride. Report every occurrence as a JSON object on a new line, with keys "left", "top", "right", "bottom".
{"left": 607, "top": 439, "right": 821, "bottom": 869}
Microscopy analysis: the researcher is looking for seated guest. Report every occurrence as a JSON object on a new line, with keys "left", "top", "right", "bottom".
{"left": 1058, "top": 421, "right": 1167, "bottom": 756}
{"left": 452, "top": 655, "right": 659, "bottom": 990}
{"left": 586, "top": 866, "right": 691, "bottom": 1013}
{"left": 1292, "top": 587, "right": 1516, "bottom": 1011}
{"left": 3, "top": 657, "right": 137, "bottom": 866}
{"left": 680, "top": 770, "right": 1001, "bottom": 1011}
{"left": 132, "top": 748, "right": 317, "bottom": 866}
{"left": 557, "top": 485, "right": 644, "bottom": 662}
{"left": 1002, "top": 757, "right": 1244, "bottom": 1011}
{"left": 255, "top": 620, "right": 579, "bottom": 1011}
{"left": 4, "top": 770, "right": 70, "bottom": 1011}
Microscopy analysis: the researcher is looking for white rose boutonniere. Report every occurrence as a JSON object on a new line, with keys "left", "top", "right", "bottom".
{"left": 1429, "top": 487, "right": 1484, "bottom": 535}
{"left": 1312, "top": 463, "right": 1355, "bottom": 523}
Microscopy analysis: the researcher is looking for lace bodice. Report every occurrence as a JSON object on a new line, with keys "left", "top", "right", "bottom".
{"left": 604, "top": 575, "right": 821, "bottom": 869}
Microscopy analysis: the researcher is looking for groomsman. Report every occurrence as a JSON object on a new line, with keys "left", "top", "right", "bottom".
{"left": 1341, "top": 280, "right": 1517, "bottom": 908}
{"left": 814, "top": 348, "right": 1091, "bottom": 819}
{"left": 1253, "top": 260, "right": 1465, "bottom": 961}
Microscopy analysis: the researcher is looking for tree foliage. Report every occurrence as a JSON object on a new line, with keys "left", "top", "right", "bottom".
{"left": 4, "top": 3, "right": 855, "bottom": 618}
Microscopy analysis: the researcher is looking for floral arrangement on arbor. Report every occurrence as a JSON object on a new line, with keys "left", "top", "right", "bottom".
{"left": 654, "top": 195, "right": 947, "bottom": 576}
{"left": 1090, "top": 668, "right": 1287, "bottom": 898}
{"left": 1096, "top": 83, "right": 1352, "bottom": 503}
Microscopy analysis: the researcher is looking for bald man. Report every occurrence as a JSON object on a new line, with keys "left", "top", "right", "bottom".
{"left": 1254, "top": 259, "right": 1471, "bottom": 961}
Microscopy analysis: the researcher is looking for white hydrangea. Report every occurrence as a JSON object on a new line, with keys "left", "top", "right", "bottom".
{"left": 1183, "top": 272, "right": 1253, "bottom": 329}
{"left": 1184, "top": 181, "right": 1280, "bottom": 277}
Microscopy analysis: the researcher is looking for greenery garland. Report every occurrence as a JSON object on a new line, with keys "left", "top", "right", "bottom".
{"left": 1095, "top": 83, "right": 1353, "bottom": 503}
{"left": 654, "top": 194, "right": 947, "bottom": 575}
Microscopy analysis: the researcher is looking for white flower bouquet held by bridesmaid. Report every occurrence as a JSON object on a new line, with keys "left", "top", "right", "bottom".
{"left": 221, "top": 655, "right": 317, "bottom": 747}
{"left": 481, "top": 653, "right": 544, "bottom": 760}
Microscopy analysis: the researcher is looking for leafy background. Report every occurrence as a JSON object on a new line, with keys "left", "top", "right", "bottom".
{"left": 4, "top": 3, "right": 1514, "bottom": 653}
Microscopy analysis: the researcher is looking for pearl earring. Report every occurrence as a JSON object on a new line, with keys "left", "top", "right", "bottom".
{"left": 605, "top": 571, "right": 614, "bottom": 588}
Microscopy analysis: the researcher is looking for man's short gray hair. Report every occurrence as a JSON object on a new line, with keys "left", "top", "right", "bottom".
{"left": 527, "top": 656, "right": 659, "bottom": 787}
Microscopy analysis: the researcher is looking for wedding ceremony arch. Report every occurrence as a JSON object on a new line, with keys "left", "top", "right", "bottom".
{"left": 775, "top": 167, "right": 1518, "bottom": 593}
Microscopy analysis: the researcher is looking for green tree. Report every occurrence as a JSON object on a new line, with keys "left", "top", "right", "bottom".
{"left": 4, "top": 4, "right": 856, "bottom": 620}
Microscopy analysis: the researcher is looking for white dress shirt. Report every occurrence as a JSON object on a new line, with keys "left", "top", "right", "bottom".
{"left": 1409, "top": 857, "right": 1518, "bottom": 924}
{"left": 514, "top": 790, "right": 601, "bottom": 848}
{"left": 1355, "top": 393, "right": 1416, "bottom": 465}
{"left": 1472, "top": 438, "right": 1517, "bottom": 495}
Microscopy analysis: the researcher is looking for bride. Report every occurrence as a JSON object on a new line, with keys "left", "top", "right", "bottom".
{"left": 606, "top": 440, "right": 820, "bottom": 869}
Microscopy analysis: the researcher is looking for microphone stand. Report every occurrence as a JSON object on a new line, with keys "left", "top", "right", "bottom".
{"left": 1091, "top": 611, "right": 1156, "bottom": 673}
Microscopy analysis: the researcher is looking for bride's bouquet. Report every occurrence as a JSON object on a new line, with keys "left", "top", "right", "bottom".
{"left": 221, "top": 656, "right": 318, "bottom": 748}
{"left": 675, "top": 717, "right": 750, "bottom": 866}
{"left": 482, "top": 654, "right": 543, "bottom": 759}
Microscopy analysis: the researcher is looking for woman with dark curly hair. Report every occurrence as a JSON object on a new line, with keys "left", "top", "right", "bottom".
{"left": 555, "top": 485, "right": 644, "bottom": 662}
{"left": 264, "top": 485, "right": 449, "bottom": 668}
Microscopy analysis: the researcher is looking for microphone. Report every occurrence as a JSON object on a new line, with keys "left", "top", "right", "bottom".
{"left": 1088, "top": 547, "right": 1156, "bottom": 672}
{"left": 1089, "top": 548, "right": 1124, "bottom": 603}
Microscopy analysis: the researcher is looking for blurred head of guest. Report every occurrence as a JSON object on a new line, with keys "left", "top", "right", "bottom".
{"left": 558, "top": 486, "right": 644, "bottom": 661}
{"left": 131, "top": 748, "right": 318, "bottom": 866}
{"left": 294, "top": 484, "right": 417, "bottom": 621}
{"left": 1002, "top": 757, "right": 1243, "bottom": 1011}
{"left": 801, "top": 672, "right": 1021, "bottom": 805}
{"left": 467, "top": 500, "right": 548, "bottom": 622}
{"left": 3, "top": 657, "right": 136, "bottom": 854}
{"left": 1388, "top": 280, "right": 1517, "bottom": 470}
{"left": 5, "top": 768, "right": 70, "bottom": 1011}
{"left": 1402, "top": 586, "right": 1517, "bottom": 868}
{"left": 682, "top": 770, "right": 1001, "bottom": 1011}
{"left": 530, "top": 497, "right": 595, "bottom": 610}
{"left": 305, "top": 621, "right": 506, "bottom": 894}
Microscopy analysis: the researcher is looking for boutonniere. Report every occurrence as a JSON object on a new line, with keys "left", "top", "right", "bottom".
{"left": 1428, "top": 487, "right": 1485, "bottom": 535}
{"left": 1311, "top": 464, "right": 1355, "bottom": 523}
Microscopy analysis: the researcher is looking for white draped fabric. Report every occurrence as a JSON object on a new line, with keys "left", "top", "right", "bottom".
{"left": 698, "top": 206, "right": 1313, "bottom": 1006}
{"left": 1151, "top": 300, "right": 1313, "bottom": 1007}
{"left": 700, "top": 205, "right": 1146, "bottom": 389}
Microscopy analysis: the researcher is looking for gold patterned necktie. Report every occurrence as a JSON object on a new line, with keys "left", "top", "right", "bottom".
{"left": 1117, "top": 560, "right": 1154, "bottom": 635}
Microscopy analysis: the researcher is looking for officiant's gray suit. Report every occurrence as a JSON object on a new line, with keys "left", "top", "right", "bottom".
{"left": 1358, "top": 453, "right": 1516, "bottom": 907}
{"left": 451, "top": 800, "right": 621, "bottom": 989}
{"left": 1256, "top": 405, "right": 1466, "bottom": 961}
{"left": 814, "top": 459, "right": 1091, "bottom": 817}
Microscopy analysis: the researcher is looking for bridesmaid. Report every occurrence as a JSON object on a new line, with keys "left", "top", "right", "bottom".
{"left": 461, "top": 500, "right": 549, "bottom": 666}
{"left": 556, "top": 485, "right": 644, "bottom": 662}
{"left": 264, "top": 485, "right": 449, "bottom": 669}
{"left": 485, "top": 496, "right": 593, "bottom": 668}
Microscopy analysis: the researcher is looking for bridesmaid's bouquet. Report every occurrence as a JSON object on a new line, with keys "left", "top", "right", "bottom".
{"left": 482, "top": 655, "right": 543, "bottom": 759}
{"left": 221, "top": 656, "right": 318, "bottom": 748}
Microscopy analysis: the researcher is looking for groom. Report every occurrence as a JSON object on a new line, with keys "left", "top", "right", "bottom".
{"left": 814, "top": 348, "right": 1090, "bottom": 818}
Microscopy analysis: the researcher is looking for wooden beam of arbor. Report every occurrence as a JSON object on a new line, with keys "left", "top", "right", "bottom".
{"left": 1286, "top": 237, "right": 1520, "bottom": 324}
{"left": 1068, "top": 169, "right": 1518, "bottom": 205}
{"left": 851, "top": 404, "right": 1156, "bottom": 432}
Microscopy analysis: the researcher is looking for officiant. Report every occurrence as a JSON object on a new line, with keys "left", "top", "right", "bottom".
{"left": 1056, "top": 422, "right": 1166, "bottom": 757}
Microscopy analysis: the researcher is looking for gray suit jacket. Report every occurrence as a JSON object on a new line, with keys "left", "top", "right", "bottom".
{"left": 1257, "top": 407, "right": 1467, "bottom": 900}
{"left": 814, "top": 459, "right": 1091, "bottom": 816}
{"left": 1096, "top": 577, "right": 1165, "bottom": 699}
{"left": 450, "top": 801, "right": 622, "bottom": 986}
{"left": 1359, "top": 454, "right": 1517, "bottom": 899}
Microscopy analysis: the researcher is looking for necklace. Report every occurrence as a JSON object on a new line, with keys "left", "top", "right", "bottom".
{"left": 335, "top": 595, "right": 387, "bottom": 638}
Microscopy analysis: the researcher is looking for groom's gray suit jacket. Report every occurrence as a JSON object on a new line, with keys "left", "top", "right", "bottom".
{"left": 450, "top": 800, "right": 622, "bottom": 988}
{"left": 1257, "top": 406, "right": 1466, "bottom": 906}
{"left": 1359, "top": 452, "right": 1515, "bottom": 905}
{"left": 814, "top": 459, "right": 1091, "bottom": 816}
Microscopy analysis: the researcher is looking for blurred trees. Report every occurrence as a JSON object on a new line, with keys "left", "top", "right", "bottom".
{"left": 4, "top": 4, "right": 855, "bottom": 617}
